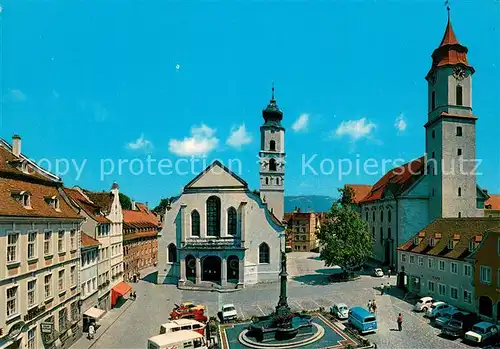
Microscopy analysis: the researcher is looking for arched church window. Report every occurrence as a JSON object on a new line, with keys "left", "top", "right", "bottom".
{"left": 259, "top": 243, "right": 270, "bottom": 264}
{"left": 191, "top": 210, "right": 200, "bottom": 237}
{"left": 206, "top": 196, "right": 221, "bottom": 237}
{"left": 269, "top": 159, "right": 277, "bottom": 171}
{"left": 388, "top": 210, "right": 391, "bottom": 222}
{"left": 227, "top": 207, "right": 237, "bottom": 236}
{"left": 270, "top": 140, "right": 276, "bottom": 151}
{"left": 168, "top": 243, "right": 177, "bottom": 263}
{"left": 456, "top": 85, "right": 463, "bottom": 106}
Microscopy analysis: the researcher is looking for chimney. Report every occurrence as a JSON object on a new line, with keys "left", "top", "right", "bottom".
{"left": 131, "top": 201, "right": 136, "bottom": 210}
{"left": 145, "top": 201, "right": 148, "bottom": 209}
{"left": 12, "top": 135, "right": 21, "bottom": 157}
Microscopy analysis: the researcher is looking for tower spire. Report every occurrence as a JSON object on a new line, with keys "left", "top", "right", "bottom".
{"left": 271, "top": 81, "right": 275, "bottom": 101}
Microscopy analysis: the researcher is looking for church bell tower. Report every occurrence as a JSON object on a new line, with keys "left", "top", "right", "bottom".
{"left": 259, "top": 85, "right": 285, "bottom": 220}
{"left": 425, "top": 8, "right": 481, "bottom": 220}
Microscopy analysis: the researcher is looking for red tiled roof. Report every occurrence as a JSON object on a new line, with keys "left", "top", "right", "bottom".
{"left": 359, "top": 157, "right": 425, "bottom": 203}
{"left": 64, "top": 188, "right": 111, "bottom": 223}
{"left": 84, "top": 191, "right": 114, "bottom": 213}
{"left": 81, "top": 232, "right": 100, "bottom": 247}
{"left": 345, "top": 184, "right": 372, "bottom": 204}
{"left": 0, "top": 146, "right": 55, "bottom": 182}
{"left": 485, "top": 194, "right": 500, "bottom": 210}
{"left": 123, "top": 203, "right": 159, "bottom": 225}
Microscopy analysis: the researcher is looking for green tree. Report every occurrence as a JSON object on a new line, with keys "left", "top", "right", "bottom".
{"left": 316, "top": 187, "right": 371, "bottom": 273}
{"left": 153, "top": 197, "right": 174, "bottom": 214}
{"left": 119, "top": 193, "right": 132, "bottom": 210}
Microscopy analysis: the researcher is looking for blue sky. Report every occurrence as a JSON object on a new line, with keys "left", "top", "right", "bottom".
{"left": 1, "top": 1, "right": 499, "bottom": 206}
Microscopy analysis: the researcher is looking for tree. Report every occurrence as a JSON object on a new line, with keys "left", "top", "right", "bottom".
{"left": 340, "top": 185, "right": 356, "bottom": 207}
{"left": 316, "top": 187, "right": 372, "bottom": 273}
{"left": 119, "top": 193, "right": 132, "bottom": 210}
{"left": 153, "top": 197, "right": 178, "bottom": 214}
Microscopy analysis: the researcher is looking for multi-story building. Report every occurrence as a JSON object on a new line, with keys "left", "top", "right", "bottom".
{"left": 122, "top": 202, "right": 160, "bottom": 282}
{"left": 397, "top": 217, "right": 500, "bottom": 313}
{"left": 79, "top": 233, "right": 103, "bottom": 331}
{"left": 284, "top": 209, "right": 322, "bottom": 252}
{"left": 484, "top": 192, "right": 500, "bottom": 217}
{"left": 0, "top": 135, "right": 83, "bottom": 349}
{"left": 360, "top": 12, "right": 490, "bottom": 268}
{"left": 467, "top": 228, "right": 500, "bottom": 322}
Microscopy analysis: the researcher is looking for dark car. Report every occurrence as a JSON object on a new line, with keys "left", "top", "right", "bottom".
{"left": 441, "top": 312, "right": 478, "bottom": 339}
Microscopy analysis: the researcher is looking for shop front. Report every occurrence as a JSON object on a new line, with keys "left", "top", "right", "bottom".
{"left": 111, "top": 282, "right": 132, "bottom": 307}
{"left": 82, "top": 307, "right": 106, "bottom": 332}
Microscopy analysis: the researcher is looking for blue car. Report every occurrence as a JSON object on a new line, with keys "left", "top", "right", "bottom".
{"left": 348, "top": 306, "right": 377, "bottom": 334}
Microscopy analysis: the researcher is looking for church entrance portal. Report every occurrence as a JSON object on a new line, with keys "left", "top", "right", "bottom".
{"left": 185, "top": 255, "right": 196, "bottom": 282}
{"left": 201, "top": 256, "right": 221, "bottom": 283}
{"left": 227, "top": 255, "right": 239, "bottom": 282}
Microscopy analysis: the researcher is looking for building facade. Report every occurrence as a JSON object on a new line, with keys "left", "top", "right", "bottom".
{"left": 484, "top": 193, "right": 500, "bottom": 217}
{"left": 284, "top": 209, "right": 322, "bottom": 252}
{"left": 79, "top": 233, "right": 101, "bottom": 330}
{"left": 359, "top": 13, "right": 490, "bottom": 267}
{"left": 398, "top": 217, "right": 500, "bottom": 313}
{"left": 0, "top": 136, "right": 83, "bottom": 349}
{"left": 123, "top": 202, "right": 159, "bottom": 282}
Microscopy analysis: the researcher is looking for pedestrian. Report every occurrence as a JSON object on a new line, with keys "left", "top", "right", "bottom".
{"left": 387, "top": 269, "right": 391, "bottom": 277}
{"left": 386, "top": 282, "right": 390, "bottom": 294}
{"left": 380, "top": 283, "right": 384, "bottom": 295}
{"left": 88, "top": 323, "right": 95, "bottom": 340}
{"left": 371, "top": 299, "right": 377, "bottom": 313}
{"left": 367, "top": 299, "right": 372, "bottom": 312}
{"left": 397, "top": 313, "right": 403, "bottom": 331}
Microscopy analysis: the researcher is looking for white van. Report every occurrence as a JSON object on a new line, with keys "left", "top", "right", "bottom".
{"left": 159, "top": 319, "right": 206, "bottom": 336}
{"left": 147, "top": 330, "right": 207, "bottom": 349}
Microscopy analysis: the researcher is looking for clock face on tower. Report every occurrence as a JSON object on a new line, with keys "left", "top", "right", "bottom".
{"left": 453, "top": 66, "right": 467, "bottom": 81}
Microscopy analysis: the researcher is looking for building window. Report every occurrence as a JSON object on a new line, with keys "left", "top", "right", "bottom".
{"left": 365, "top": 212, "right": 368, "bottom": 221}
{"left": 206, "top": 196, "right": 221, "bottom": 237}
{"left": 22, "top": 193, "right": 31, "bottom": 208}
{"left": 456, "top": 85, "right": 463, "bottom": 106}
{"left": 450, "top": 287, "right": 458, "bottom": 300}
{"left": 388, "top": 227, "right": 392, "bottom": 239}
{"left": 259, "top": 243, "right": 270, "bottom": 264}
{"left": 451, "top": 262, "right": 458, "bottom": 274}
{"left": 401, "top": 254, "right": 406, "bottom": 263}
{"left": 27, "top": 328, "right": 36, "bottom": 349}
{"left": 418, "top": 256, "right": 424, "bottom": 266}
{"left": 432, "top": 130, "right": 435, "bottom": 139}
{"left": 380, "top": 211, "right": 383, "bottom": 222}
{"left": 431, "top": 91, "right": 436, "bottom": 110}
{"left": 44, "top": 274, "right": 52, "bottom": 299}
{"left": 27, "top": 280, "right": 36, "bottom": 307}
{"left": 265, "top": 177, "right": 269, "bottom": 185}
{"left": 59, "top": 308, "right": 67, "bottom": 331}
{"left": 480, "top": 265, "right": 492, "bottom": 284}
{"left": 428, "top": 281, "right": 435, "bottom": 293}
{"left": 457, "top": 148, "right": 462, "bottom": 156}
{"left": 438, "top": 283, "right": 446, "bottom": 296}
{"left": 372, "top": 227, "right": 375, "bottom": 239}
{"left": 409, "top": 255, "right": 415, "bottom": 264}
{"left": 28, "top": 231, "right": 37, "bottom": 259}
{"left": 388, "top": 210, "right": 391, "bottom": 222}
{"left": 58, "top": 230, "right": 65, "bottom": 253}
{"left": 71, "top": 302, "right": 78, "bottom": 322}
{"left": 6, "top": 286, "right": 18, "bottom": 318}
{"left": 227, "top": 207, "right": 237, "bottom": 236}
{"left": 269, "top": 140, "right": 276, "bottom": 151}
{"left": 463, "top": 289, "right": 472, "bottom": 304}
{"left": 428, "top": 258, "right": 433, "bottom": 268}
{"left": 70, "top": 266, "right": 76, "bottom": 286}
{"left": 439, "top": 260, "right": 445, "bottom": 271}
{"left": 456, "top": 126, "right": 462, "bottom": 136}
{"left": 432, "top": 151, "right": 435, "bottom": 159}
{"left": 191, "top": 210, "right": 200, "bottom": 237}
{"left": 372, "top": 212, "right": 375, "bottom": 221}
{"left": 269, "top": 158, "right": 277, "bottom": 171}
{"left": 7, "top": 232, "right": 19, "bottom": 263}
{"left": 167, "top": 243, "right": 177, "bottom": 263}
{"left": 448, "top": 240, "right": 454, "bottom": 250}
{"left": 44, "top": 231, "right": 52, "bottom": 255}
{"left": 458, "top": 212, "right": 462, "bottom": 218}
{"left": 379, "top": 227, "right": 383, "bottom": 244}
{"left": 469, "top": 239, "right": 475, "bottom": 252}
{"left": 464, "top": 264, "right": 472, "bottom": 277}
{"left": 458, "top": 187, "right": 462, "bottom": 197}
{"left": 430, "top": 238, "right": 435, "bottom": 247}
{"left": 58, "top": 270, "right": 65, "bottom": 291}
{"left": 70, "top": 230, "right": 76, "bottom": 251}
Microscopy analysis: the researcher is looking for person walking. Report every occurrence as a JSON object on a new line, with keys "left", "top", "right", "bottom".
{"left": 88, "top": 323, "right": 95, "bottom": 340}
{"left": 387, "top": 269, "right": 391, "bottom": 278}
{"left": 367, "top": 300, "right": 373, "bottom": 312}
{"left": 381, "top": 283, "right": 385, "bottom": 295}
{"left": 397, "top": 313, "right": 403, "bottom": 331}
{"left": 371, "top": 299, "right": 377, "bottom": 313}
{"left": 385, "top": 282, "right": 390, "bottom": 294}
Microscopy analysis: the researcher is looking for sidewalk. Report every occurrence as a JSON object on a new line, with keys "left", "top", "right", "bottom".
{"left": 71, "top": 300, "right": 134, "bottom": 349}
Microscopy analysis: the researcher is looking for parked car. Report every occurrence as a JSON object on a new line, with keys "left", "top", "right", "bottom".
{"left": 373, "top": 268, "right": 384, "bottom": 277}
{"left": 347, "top": 307, "right": 377, "bottom": 334}
{"left": 413, "top": 296, "right": 435, "bottom": 312}
{"left": 425, "top": 301, "right": 454, "bottom": 319}
{"left": 178, "top": 302, "right": 206, "bottom": 312}
{"left": 434, "top": 308, "right": 461, "bottom": 327}
{"left": 441, "top": 312, "right": 478, "bottom": 339}
{"left": 170, "top": 306, "right": 206, "bottom": 322}
{"left": 221, "top": 304, "right": 237, "bottom": 322}
{"left": 331, "top": 303, "right": 349, "bottom": 320}
{"left": 465, "top": 322, "right": 499, "bottom": 345}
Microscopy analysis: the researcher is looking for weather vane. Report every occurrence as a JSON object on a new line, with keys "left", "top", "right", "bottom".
{"left": 271, "top": 81, "right": 275, "bottom": 100}
{"left": 445, "top": 0, "right": 450, "bottom": 11}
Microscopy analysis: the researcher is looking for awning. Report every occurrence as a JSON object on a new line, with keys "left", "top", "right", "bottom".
{"left": 112, "top": 281, "right": 132, "bottom": 297}
{"left": 83, "top": 307, "right": 105, "bottom": 320}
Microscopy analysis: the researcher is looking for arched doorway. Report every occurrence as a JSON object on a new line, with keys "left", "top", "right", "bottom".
{"left": 227, "top": 255, "right": 239, "bottom": 282}
{"left": 479, "top": 296, "right": 493, "bottom": 318}
{"left": 185, "top": 255, "right": 196, "bottom": 282}
{"left": 201, "top": 256, "right": 221, "bottom": 283}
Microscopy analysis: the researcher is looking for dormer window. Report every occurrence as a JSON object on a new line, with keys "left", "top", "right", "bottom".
{"left": 429, "top": 238, "right": 435, "bottom": 247}
{"left": 12, "top": 190, "right": 32, "bottom": 209}
{"left": 447, "top": 240, "right": 454, "bottom": 250}
{"left": 468, "top": 240, "right": 474, "bottom": 252}
{"left": 45, "top": 196, "right": 60, "bottom": 211}
{"left": 413, "top": 237, "right": 419, "bottom": 245}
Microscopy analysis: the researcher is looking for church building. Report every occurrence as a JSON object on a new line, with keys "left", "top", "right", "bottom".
{"left": 358, "top": 10, "right": 490, "bottom": 268}
{"left": 157, "top": 89, "right": 286, "bottom": 288}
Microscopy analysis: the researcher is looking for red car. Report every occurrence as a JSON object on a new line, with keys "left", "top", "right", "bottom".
{"left": 170, "top": 305, "right": 207, "bottom": 323}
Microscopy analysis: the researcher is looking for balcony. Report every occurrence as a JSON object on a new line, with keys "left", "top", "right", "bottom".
{"left": 181, "top": 237, "right": 244, "bottom": 250}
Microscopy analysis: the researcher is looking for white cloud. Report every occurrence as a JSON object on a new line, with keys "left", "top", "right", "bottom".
{"left": 226, "top": 124, "right": 252, "bottom": 149}
{"left": 3, "top": 89, "right": 26, "bottom": 102}
{"left": 334, "top": 117, "right": 376, "bottom": 141}
{"left": 127, "top": 133, "right": 154, "bottom": 152}
{"left": 291, "top": 113, "right": 309, "bottom": 132}
{"left": 169, "top": 124, "right": 219, "bottom": 156}
{"left": 394, "top": 114, "right": 407, "bottom": 133}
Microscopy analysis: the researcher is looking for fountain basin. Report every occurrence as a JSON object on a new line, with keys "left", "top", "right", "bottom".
{"left": 247, "top": 313, "right": 313, "bottom": 342}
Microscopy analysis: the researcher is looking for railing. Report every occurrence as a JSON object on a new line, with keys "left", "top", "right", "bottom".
{"left": 182, "top": 237, "right": 243, "bottom": 249}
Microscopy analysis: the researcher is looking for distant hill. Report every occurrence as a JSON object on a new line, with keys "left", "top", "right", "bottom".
{"left": 284, "top": 195, "right": 335, "bottom": 213}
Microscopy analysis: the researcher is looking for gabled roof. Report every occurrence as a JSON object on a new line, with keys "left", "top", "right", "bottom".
{"left": 84, "top": 191, "right": 114, "bottom": 214}
{"left": 81, "top": 232, "right": 100, "bottom": 248}
{"left": 485, "top": 194, "right": 500, "bottom": 210}
{"left": 123, "top": 202, "right": 159, "bottom": 226}
{"left": 64, "top": 187, "right": 111, "bottom": 223}
{"left": 345, "top": 184, "right": 372, "bottom": 204}
{"left": 183, "top": 160, "right": 248, "bottom": 191}
{"left": 398, "top": 217, "right": 500, "bottom": 260}
{"left": 360, "top": 157, "right": 425, "bottom": 203}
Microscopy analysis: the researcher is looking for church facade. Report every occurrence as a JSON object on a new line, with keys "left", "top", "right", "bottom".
{"left": 157, "top": 91, "right": 286, "bottom": 288}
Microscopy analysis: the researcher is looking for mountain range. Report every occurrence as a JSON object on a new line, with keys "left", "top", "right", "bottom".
{"left": 284, "top": 195, "right": 336, "bottom": 213}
